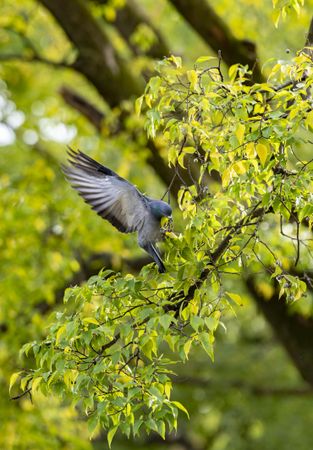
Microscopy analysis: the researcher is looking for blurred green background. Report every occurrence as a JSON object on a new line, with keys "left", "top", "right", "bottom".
{"left": 1, "top": 0, "right": 313, "bottom": 449}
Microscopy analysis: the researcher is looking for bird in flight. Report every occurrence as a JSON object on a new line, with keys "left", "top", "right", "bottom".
{"left": 62, "top": 149, "right": 172, "bottom": 273}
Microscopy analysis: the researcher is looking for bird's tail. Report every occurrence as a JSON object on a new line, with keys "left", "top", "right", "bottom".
{"left": 144, "top": 242, "right": 166, "bottom": 273}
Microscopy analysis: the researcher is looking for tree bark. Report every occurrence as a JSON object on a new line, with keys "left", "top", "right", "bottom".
{"left": 169, "top": 0, "right": 263, "bottom": 82}
{"left": 93, "top": 0, "right": 170, "bottom": 58}
{"left": 40, "top": 0, "right": 143, "bottom": 106}
{"left": 304, "top": 17, "right": 313, "bottom": 59}
{"left": 246, "top": 277, "right": 313, "bottom": 387}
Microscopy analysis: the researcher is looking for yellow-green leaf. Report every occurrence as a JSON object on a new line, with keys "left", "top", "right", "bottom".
{"left": 31, "top": 376, "right": 42, "bottom": 393}
{"left": 246, "top": 142, "right": 255, "bottom": 158}
{"left": 135, "top": 95, "right": 144, "bottom": 116}
{"left": 177, "top": 152, "right": 186, "bottom": 169}
{"left": 199, "top": 332, "right": 214, "bottom": 361}
{"left": 64, "top": 369, "right": 78, "bottom": 390}
{"left": 172, "top": 401, "right": 190, "bottom": 418}
{"left": 232, "top": 161, "right": 247, "bottom": 175}
{"left": 183, "top": 146, "right": 195, "bottom": 154}
{"left": 164, "top": 381, "right": 172, "bottom": 399}
{"left": 82, "top": 317, "right": 99, "bottom": 326}
{"left": 235, "top": 123, "right": 245, "bottom": 145}
{"left": 9, "top": 371, "right": 22, "bottom": 394}
{"left": 229, "top": 64, "right": 239, "bottom": 81}
{"left": 222, "top": 166, "right": 232, "bottom": 187}
{"left": 196, "top": 55, "right": 217, "bottom": 64}
{"left": 183, "top": 339, "right": 192, "bottom": 360}
{"left": 56, "top": 324, "right": 66, "bottom": 345}
{"left": 256, "top": 143, "right": 269, "bottom": 167}
{"left": 272, "top": 8, "right": 281, "bottom": 28}
{"left": 226, "top": 291, "right": 243, "bottom": 306}
{"left": 107, "top": 426, "right": 118, "bottom": 448}
{"left": 187, "top": 70, "right": 198, "bottom": 90}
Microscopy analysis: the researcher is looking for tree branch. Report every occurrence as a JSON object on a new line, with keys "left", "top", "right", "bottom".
{"left": 167, "top": 205, "right": 266, "bottom": 312}
{"left": 36, "top": 252, "right": 149, "bottom": 315}
{"left": 0, "top": 53, "right": 72, "bottom": 69}
{"left": 39, "top": 0, "right": 143, "bottom": 106}
{"left": 38, "top": 1, "right": 212, "bottom": 198}
{"left": 59, "top": 86, "right": 105, "bottom": 131}
{"left": 246, "top": 276, "right": 313, "bottom": 387}
{"left": 169, "top": 0, "right": 263, "bottom": 82}
{"left": 304, "top": 17, "right": 313, "bottom": 59}
{"left": 93, "top": 0, "right": 169, "bottom": 59}
{"left": 0, "top": 251, "right": 149, "bottom": 334}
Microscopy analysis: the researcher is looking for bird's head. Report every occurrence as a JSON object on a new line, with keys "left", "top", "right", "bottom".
{"left": 150, "top": 200, "right": 172, "bottom": 221}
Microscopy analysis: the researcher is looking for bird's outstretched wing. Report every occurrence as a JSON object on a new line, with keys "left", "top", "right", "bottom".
{"left": 62, "top": 148, "right": 148, "bottom": 233}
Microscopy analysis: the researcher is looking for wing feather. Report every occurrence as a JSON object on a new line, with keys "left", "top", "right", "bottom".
{"left": 62, "top": 149, "right": 149, "bottom": 233}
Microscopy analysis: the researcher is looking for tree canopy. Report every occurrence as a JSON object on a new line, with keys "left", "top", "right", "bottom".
{"left": 1, "top": 1, "right": 313, "bottom": 449}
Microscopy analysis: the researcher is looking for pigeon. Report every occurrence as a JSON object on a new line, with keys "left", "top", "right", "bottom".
{"left": 62, "top": 148, "right": 172, "bottom": 273}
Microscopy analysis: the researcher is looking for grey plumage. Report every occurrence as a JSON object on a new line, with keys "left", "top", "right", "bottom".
{"left": 62, "top": 149, "right": 172, "bottom": 273}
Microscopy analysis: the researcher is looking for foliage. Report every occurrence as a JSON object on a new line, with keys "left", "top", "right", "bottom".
{"left": 1, "top": 0, "right": 313, "bottom": 448}
{"left": 10, "top": 49, "right": 313, "bottom": 445}
{"left": 272, "top": 0, "right": 305, "bottom": 27}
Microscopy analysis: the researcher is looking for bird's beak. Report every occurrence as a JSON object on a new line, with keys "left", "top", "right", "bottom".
{"left": 161, "top": 215, "right": 173, "bottom": 231}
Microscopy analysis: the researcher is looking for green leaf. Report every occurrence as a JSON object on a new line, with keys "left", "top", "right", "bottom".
{"left": 199, "top": 332, "right": 214, "bottom": 361}
{"left": 82, "top": 317, "right": 99, "bottom": 326}
{"left": 183, "top": 339, "right": 192, "bottom": 359}
{"left": 88, "top": 414, "right": 99, "bottom": 438}
{"left": 135, "top": 95, "right": 144, "bottom": 116}
{"left": 229, "top": 64, "right": 239, "bottom": 81}
{"left": 235, "top": 123, "right": 245, "bottom": 145}
{"left": 168, "top": 55, "right": 182, "bottom": 68}
{"left": 177, "top": 152, "right": 186, "bottom": 168}
{"left": 164, "top": 381, "right": 172, "bottom": 399}
{"left": 55, "top": 324, "right": 66, "bottom": 345}
{"left": 107, "top": 426, "right": 118, "bottom": 448}
{"left": 9, "top": 371, "right": 22, "bottom": 394}
{"left": 272, "top": 8, "right": 281, "bottom": 28}
{"left": 159, "top": 314, "right": 173, "bottom": 331}
{"left": 172, "top": 401, "right": 190, "bottom": 418}
{"left": 31, "top": 376, "right": 42, "bottom": 393}
{"left": 187, "top": 70, "right": 198, "bottom": 90}
{"left": 298, "top": 204, "right": 313, "bottom": 222}
{"left": 190, "top": 315, "right": 204, "bottom": 332}
{"left": 195, "top": 55, "right": 217, "bottom": 64}
{"left": 20, "top": 341, "right": 35, "bottom": 357}
{"left": 146, "top": 109, "right": 161, "bottom": 138}
{"left": 141, "top": 337, "right": 157, "bottom": 360}
{"left": 158, "top": 420, "right": 166, "bottom": 439}
{"left": 226, "top": 291, "right": 243, "bottom": 306}
{"left": 256, "top": 143, "right": 269, "bottom": 167}
{"left": 205, "top": 317, "right": 219, "bottom": 332}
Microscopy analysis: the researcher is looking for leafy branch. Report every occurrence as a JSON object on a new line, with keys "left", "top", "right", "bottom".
{"left": 12, "top": 48, "right": 313, "bottom": 444}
